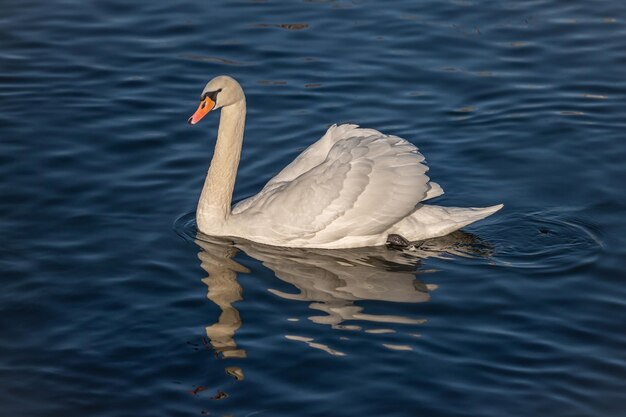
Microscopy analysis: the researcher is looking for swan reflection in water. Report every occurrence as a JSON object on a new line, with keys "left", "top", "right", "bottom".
{"left": 194, "top": 230, "right": 493, "bottom": 363}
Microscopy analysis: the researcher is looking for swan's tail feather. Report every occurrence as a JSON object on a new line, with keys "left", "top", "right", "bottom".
{"left": 454, "top": 203, "right": 504, "bottom": 224}
{"left": 434, "top": 204, "right": 504, "bottom": 232}
{"left": 390, "top": 203, "right": 503, "bottom": 241}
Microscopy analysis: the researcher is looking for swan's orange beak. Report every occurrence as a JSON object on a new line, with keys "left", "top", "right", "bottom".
{"left": 188, "top": 97, "right": 215, "bottom": 125}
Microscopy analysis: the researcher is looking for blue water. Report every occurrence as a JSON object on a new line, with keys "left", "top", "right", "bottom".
{"left": 1, "top": 0, "right": 625, "bottom": 416}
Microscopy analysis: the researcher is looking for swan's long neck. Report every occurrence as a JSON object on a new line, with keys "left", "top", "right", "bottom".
{"left": 197, "top": 99, "right": 246, "bottom": 230}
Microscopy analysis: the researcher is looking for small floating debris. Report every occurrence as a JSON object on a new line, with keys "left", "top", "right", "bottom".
{"left": 287, "top": 318, "right": 299, "bottom": 322}
{"left": 190, "top": 386, "right": 208, "bottom": 395}
{"left": 559, "top": 110, "right": 585, "bottom": 116}
{"left": 455, "top": 106, "right": 475, "bottom": 113}
{"left": 280, "top": 23, "right": 309, "bottom": 30}
{"left": 255, "top": 23, "right": 309, "bottom": 31}
{"left": 211, "top": 390, "right": 229, "bottom": 400}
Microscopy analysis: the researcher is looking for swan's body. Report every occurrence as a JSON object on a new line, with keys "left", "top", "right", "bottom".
{"left": 189, "top": 76, "right": 502, "bottom": 249}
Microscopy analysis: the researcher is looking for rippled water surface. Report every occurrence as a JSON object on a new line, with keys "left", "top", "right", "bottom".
{"left": 2, "top": 1, "right": 626, "bottom": 416}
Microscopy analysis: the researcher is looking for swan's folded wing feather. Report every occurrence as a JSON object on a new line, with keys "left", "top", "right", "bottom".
{"left": 237, "top": 130, "right": 434, "bottom": 244}
{"left": 232, "top": 124, "right": 424, "bottom": 214}
{"left": 232, "top": 125, "right": 340, "bottom": 214}
{"left": 264, "top": 124, "right": 384, "bottom": 186}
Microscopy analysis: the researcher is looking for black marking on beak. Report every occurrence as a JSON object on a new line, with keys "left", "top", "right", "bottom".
{"left": 201, "top": 88, "right": 222, "bottom": 102}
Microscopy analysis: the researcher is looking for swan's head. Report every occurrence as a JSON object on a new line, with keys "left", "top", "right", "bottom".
{"left": 188, "top": 75, "right": 245, "bottom": 125}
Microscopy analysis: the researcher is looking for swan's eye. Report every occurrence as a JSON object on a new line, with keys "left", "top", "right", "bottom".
{"left": 202, "top": 88, "right": 223, "bottom": 102}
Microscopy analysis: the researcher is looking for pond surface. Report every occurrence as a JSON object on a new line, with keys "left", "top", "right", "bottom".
{"left": 1, "top": 0, "right": 625, "bottom": 416}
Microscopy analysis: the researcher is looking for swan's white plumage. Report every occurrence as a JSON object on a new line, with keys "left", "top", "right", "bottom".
{"left": 231, "top": 125, "right": 429, "bottom": 242}
{"left": 193, "top": 76, "right": 502, "bottom": 248}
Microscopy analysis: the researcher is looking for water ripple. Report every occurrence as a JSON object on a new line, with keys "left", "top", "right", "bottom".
{"left": 487, "top": 210, "right": 603, "bottom": 273}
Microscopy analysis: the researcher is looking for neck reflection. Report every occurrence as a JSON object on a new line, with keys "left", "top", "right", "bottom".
{"left": 196, "top": 242, "right": 248, "bottom": 360}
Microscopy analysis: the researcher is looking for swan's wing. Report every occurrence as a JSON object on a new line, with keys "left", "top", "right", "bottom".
{"left": 233, "top": 124, "right": 442, "bottom": 214}
{"left": 235, "top": 126, "right": 440, "bottom": 244}
{"left": 234, "top": 124, "right": 367, "bottom": 214}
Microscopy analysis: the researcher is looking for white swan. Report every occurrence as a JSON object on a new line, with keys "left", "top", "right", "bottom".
{"left": 188, "top": 75, "right": 502, "bottom": 249}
